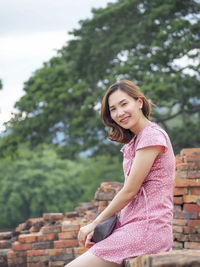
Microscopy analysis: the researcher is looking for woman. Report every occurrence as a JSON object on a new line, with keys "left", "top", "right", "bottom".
{"left": 66, "top": 80, "right": 175, "bottom": 267}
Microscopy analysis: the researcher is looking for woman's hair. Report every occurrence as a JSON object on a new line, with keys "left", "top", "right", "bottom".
{"left": 101, "top": 80, "right": 151, "bottom": 144}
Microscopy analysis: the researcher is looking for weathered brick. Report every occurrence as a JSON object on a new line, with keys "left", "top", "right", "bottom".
{"left": 174, "top": 210, "right": 198, "bottom": 220}
{"left": 184, "top": 152, "right": 200, "bottom": 163}
{"left": 74, "top": 247, "right": 88, "bottom": 256}
{"left": 54, "top": 240, "right": 78, "bottom": 248}
{"left": 32, "top": 241, "right": 53, "bottom": 250}
{"left": 38, "top": 233, "right": 56, "bottom": 242}
{"left": 188, "top": 234, "right": 200, "bottom": 242}
{"left": 174, "top": 187, "right": 188, "bottom": 196}
{"left": 184, "top": 195, "right": 199, "bottom": 203}
{"left": 180, "top": 148, "right": 200, "bottom": 156}
{"left": 27, "top": 255, "right": 50, "bottom": 263}
{"left": 12, "top": 241, "right": 32, "bottom": 251}
{"left": 191, "top": 187, "right": 200, "bottom": 195}
{"left": 27, "top": 250, "right": 45, "bottom": 256}
{"left": 61, "top": 221, "right": 80, "bottom": 232}
{"left": 173, "top": 219, "right": 187, "bottom": 226}
{"left": 187, "top": 170, "right": 200, "bottom": 179}
{"left": 28, "top": 263, "right": 47, "bottom": 267}
{"left": 184, "top": 242, "right": 200, "bottom": 249}
{"left": 0, "top": 231, "right": 12, "bottom": 240}
{"left": 43, "top": 213, "right": 63, "bottom": 221}
{"left": 173, "top": 233, "right": 189, "bottom": 242}
{"left": 174, "top": 196, "right": 183, "bottom": 205}
{"left": 41, "top": 225, "right": 61, "bottom": 234}
{"left": 49, "top": 254, "right": 73, "bottom": 262}
{"left": 189, "top": 220, "right": 200, "bottom": 227}
{"left": 58, "top": 231, "right": 78, "bottom": 240}
{"left": 48, "top": 248, "right": 66, "bottom": 256}
{"left": 18, "top": 233, "right": 39, "bottom": 243}
{"left": 175, "top": 171, "right": 187, "bottom": 179}
{"left": 0, "top": 240, "right": 11, "bottom": 249}
{"left": 175, "top": 179, "right": 200, "bottom": 187}
{"left": 65, "top": 211, "right": 79, "bottom": 218}
{"left": 184, "top": 204, "right": 200, "bottom": 213}
{"left": 172, "top": 225, "right": 183, "bottom": 233}
{"left": 7, "top": 250, "right": 27, "bottom": 259}
{"left": 183, "top": 226, "right": 197, "bottom": 234}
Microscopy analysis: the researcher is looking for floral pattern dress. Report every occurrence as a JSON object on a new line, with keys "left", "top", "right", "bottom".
{"left": 89, "top": 122, "right": 175, "bottom": 264}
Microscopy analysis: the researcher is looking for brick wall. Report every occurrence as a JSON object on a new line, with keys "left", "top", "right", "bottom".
{"left": 0, "top": 148, "right": 199, "bottom": 267}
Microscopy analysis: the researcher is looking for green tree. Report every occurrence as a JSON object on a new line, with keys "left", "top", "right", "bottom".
{"left": 0, "top": 144, "right": 84, "bottom": 228}
{"left": 2, "top": 0, "right": 200, "bottom": 157}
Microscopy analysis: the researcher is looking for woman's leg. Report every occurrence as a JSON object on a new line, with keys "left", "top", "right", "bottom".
{"left": 65, "top": 251, "right": 122, "bottom": 267}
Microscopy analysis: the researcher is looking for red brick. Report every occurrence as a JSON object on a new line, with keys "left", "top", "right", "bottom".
{"left": 187, "top": 171, "right": 200, "bottom": 179}
{"left": 26, "top": 217, "right": 43, "bottom": 226}
{"left": 189, "top": 220, "right": 200, "bottom": 227}
{"left": 172, "top": 225, "right": 183, "bottom": 233}
{"left": 184, "top": 242, "right": 200, "bottom": 249}
{"left": 37, "top": 233, "right": 55, "bottom": 241}
{"left": 175, "top": 171, "right": 187, "bottom": 179}
{"left": 61, "top": 222, "right": 80, "bottom": 232}
{"left": 175, "top": 155, "right": 182, "bottom": 165}
{"left": 184, "top": 152, "right": 200, "bottom": 162}
{"left": 180, "top": 148, "right": 200, "bottom": 156}
{"left": 174, "top": 187, "right": 188, "bottom": 196}
{"left": 54, "top": 240, "right": 78, "bottom": 248}
{"left": 27, "top": 255, "right": 50, "bottom": 263}
{"left": 174, "top": 210, "right": 198, "bottom": 219}
{"left": 176, "top": 163, "right": 189, "bottom": 171}
{"left": 0, "top": 231, "right": 12, "bottom": 240}
{"left": 27, "top": 250, "right": 45, "bottom": 256}
{"left": 175, "top": 179, "right": 200, "bottom": 187}
{"left": 191, "top": 187, "right": 200, "bottom": 195}
{"left": 41, "top": 225, "right": 61, "bottom": 234}
{"left": 0, "top": 240, "right": 11, "bottom": 248}
{"left": 174, "top": 196, "right": 183, "bottom": 204}
{"left": 48, "top": 248, "right": 66, "bottom": 256}
{"left": 173, "top": 233, "right": 189, "bottom": 242}
{"left": 43, "top": 213, "right": 63, "bottom": 221}
{"left": 18, "top": 233, "right": 39, "bottom": 243}
{"left": 184, "top": 195, "right": 199, "bottom": 203}
{"left": 173, "top": 219, "right": 187, "bottom": 226}
{"left": 183, "top": 226, "right": 197, "bottom": 234}
{"left": 7, "top": 250, "right": 27, "bottom": 259}
{"left": 32, "top": 241, "right": 53, "bottom": 250}
{"left": 188, "top": 234, "right": 200, "bottom": 242}
{"left": 74, "top": 247, "right": 88, "bottom": 256}
{"left": 12, "top": 241, "right": 32, "bottom": 251}
{"left": 184, "top": 204, "right": 200, "bottom": 213}
{"left": 58, "top": 231, "right": 78, "bottom": 240}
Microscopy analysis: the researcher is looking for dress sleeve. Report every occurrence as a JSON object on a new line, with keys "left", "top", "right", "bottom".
{"left": 136, "top": 126, "right": 168, "bottom": 152}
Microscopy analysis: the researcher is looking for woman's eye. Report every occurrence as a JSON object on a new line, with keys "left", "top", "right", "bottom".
{"left": 122, "top": 102, "right": 127, "bottom": 106}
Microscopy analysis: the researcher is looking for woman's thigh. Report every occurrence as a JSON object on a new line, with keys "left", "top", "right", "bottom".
{"left": 65, "top": 251, "right": 122, "bottom": 267}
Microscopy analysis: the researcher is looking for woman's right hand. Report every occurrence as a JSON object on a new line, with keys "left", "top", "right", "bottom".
{"left": 78, "top": 222, "right": 96, "bottom": 247}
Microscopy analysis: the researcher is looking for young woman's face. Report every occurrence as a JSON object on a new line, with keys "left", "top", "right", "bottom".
{"left": 108, "top": 89, "right": 143, "bottom": 133}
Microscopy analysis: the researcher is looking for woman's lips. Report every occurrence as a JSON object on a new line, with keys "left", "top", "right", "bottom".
{"left": 120, "top": 116, "right": 130, "bottom": 124}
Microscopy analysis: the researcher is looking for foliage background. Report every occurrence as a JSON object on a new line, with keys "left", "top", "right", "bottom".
{"left": 0, "top": 0, "right": 199, "bottom": 229}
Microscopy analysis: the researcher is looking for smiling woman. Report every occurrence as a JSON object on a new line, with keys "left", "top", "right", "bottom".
{"left": 65, "top": 80, "right": 176, "bottom": 267}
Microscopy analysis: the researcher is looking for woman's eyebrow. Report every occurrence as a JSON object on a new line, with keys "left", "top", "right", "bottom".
{"left": 109, "top": 99, "right": 127, "bottom": 109}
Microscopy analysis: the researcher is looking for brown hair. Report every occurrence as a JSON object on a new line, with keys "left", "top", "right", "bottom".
{"left": 101, "top": 80, "right": 151, "bottom": 144}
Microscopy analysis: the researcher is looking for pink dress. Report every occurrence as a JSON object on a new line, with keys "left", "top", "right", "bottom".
{"left": 89, "top": 122, "right": 175, "bottom": 264}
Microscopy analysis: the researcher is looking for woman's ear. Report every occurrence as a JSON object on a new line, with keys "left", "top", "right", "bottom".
{"left": 138, "top": 98, "right": 143, "bottom": 109}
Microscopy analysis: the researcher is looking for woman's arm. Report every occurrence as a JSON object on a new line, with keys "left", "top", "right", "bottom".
{"left": 78, "top": 145, "right": 163, "bottom": 247}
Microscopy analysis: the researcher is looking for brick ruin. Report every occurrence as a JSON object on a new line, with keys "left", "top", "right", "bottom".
{"left": 0, "top": 148, "right": 200, "bottom": 267}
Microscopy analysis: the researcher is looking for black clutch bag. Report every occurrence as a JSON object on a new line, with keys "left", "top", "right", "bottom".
{"left": 91, "top": 215, "right": 118, "bottom": 243}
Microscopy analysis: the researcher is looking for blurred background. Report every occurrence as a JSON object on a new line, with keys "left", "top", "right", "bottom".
{"left": 0, "top": 0, "right": 199, "bottom": 230}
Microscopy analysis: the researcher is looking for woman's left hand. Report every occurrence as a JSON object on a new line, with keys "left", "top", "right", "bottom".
{"left": 78, "top": 222, "right": 96, "bottom": 247}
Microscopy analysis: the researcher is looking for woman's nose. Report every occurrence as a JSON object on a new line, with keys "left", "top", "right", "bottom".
{"left": 116, "top": 108, "right": 125, "bottom": 117}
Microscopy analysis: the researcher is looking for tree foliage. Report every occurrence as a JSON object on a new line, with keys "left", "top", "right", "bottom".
{"left": 0, "top": 144, "right": 123, "bottom": 229}
{"left": 2, "top": 0, "right": 200, "bottom": 157}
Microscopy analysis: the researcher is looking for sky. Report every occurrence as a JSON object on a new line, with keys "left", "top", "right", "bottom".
{"left": 0, "top": 0, "right": 117, "bottom": 132}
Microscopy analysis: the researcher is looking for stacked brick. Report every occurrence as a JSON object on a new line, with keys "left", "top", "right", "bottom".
{"left": 0, "top": 148, "right": 199, "bottom": 266}
{"left": 173, "top": 148, "right": 200, "bottom": 250}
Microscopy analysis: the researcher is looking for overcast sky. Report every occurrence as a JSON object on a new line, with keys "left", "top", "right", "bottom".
{"left": 0, "top": 0, "right": 117, "bottom": 132}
